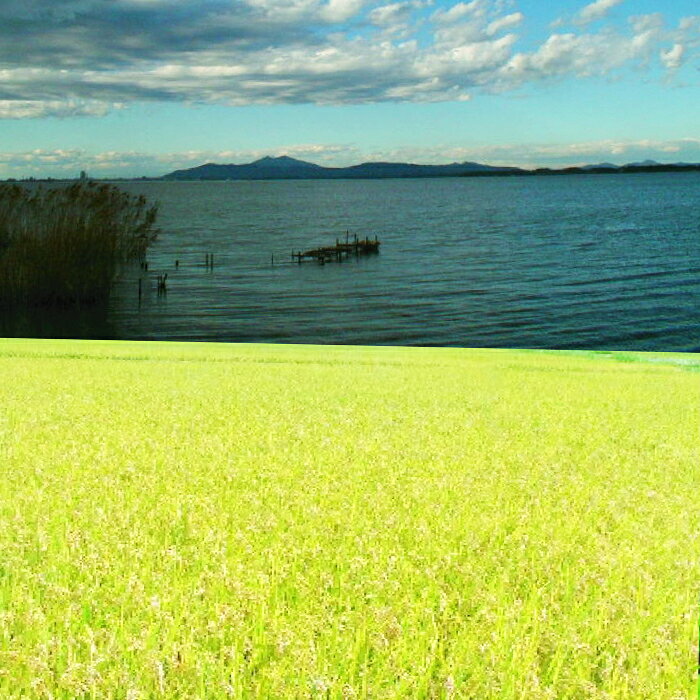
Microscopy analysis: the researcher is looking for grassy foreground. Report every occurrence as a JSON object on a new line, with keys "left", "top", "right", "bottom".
{"left": 0, "top": 339, "right": 698, "bottom": 699}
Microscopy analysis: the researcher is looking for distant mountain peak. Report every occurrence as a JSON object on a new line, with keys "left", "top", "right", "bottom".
{"left": 581, "top": 162, "right": 619, "bottom": 170}
{"left": 251, "top": 155, "right": 321, "bottom": 169}
{"left": 627, "top": 159, "right": 660, "bottom": 167}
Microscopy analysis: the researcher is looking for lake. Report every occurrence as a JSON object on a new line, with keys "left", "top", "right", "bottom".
{"left": 3, "top": 173, "right": 700, "bottom": 351}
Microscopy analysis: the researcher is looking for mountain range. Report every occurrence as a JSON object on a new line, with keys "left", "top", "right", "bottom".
{"left": 162, "top": 155, "right": 700, "bottom": 181}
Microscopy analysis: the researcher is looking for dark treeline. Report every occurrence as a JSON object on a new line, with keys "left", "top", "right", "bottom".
{"left": 5, "top": 163, "right": 699, "bottom": 184}
{"left": 0, "top": 182, "right": 159, "bottom": 306}
{"left": 455, "top": 164, "right": 700, "bottom": 178}
{"left": 507, "top": 163, "right": 700, "bottom": 177}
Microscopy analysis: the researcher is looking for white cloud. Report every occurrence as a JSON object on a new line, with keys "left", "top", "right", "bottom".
{"left": 679, "top": 16, "right": 700, "bottom": 34}
{"left": 431, "top": 1, "right": 485, "bottom": 25}
{"left": 369, "top": 2, "right": 417, "bottom": 27}
{"left": 418, "top": 33, "right": 517, "bottom": 78}
{"left": 486, "top": 12, "right": 523, "bottom": 36}
{"left": 660, "top": 43, "right": 685, "bottom": 70}
{"left": 499, "top": 20, "right": 664, "bottom": 86}
{"left": 0, "top": 99, "right": 118, "bottom": 119}
{"left": 244, "top": 0, "right": 318, "bottom": 22}
{"left": 0, "top": 0, "right": 695, "bottom": 117}
{"left": 319, "top": 0, "right": 367, "bottom": 22}
{"left": 575, "top": 0, "right": 625, "bottom": 26}
{"left": 677, "top": 16, "right": 700, "bottom": 51}
{"left": 629, "top": 13, "right": 664, "bottom": 34}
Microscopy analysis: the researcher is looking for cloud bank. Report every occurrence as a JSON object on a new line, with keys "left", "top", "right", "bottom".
{"left": 0, "top": 0, "right": 697, "bottom": 118}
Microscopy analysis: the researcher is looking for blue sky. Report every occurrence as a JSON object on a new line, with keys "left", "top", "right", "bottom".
{"left": 1, "top": 0, "right": 698, "bottom": 177}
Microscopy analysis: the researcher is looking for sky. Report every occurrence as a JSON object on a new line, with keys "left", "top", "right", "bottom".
{"left": 1, "top": 0, "right": 699, "bottom": 178}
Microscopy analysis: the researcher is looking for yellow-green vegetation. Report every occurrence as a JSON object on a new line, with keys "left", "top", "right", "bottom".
{"left": 0, "top": 339, "right": 698, "bottom": 699}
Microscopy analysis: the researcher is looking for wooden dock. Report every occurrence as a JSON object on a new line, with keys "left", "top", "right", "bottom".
{"left": 291, "top": 233, "right": 380, "bottom": 264}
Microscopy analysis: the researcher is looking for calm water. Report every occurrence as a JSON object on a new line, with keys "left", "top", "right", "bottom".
{"left": 3, "top": 173, "right": 700, "bottom": 351}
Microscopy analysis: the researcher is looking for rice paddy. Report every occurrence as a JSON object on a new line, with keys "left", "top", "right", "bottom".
{"left": 0, "top": 338, "right": 698, "bottom": 698}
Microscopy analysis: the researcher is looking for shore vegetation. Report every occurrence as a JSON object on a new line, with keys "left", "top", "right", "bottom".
{"left": 0, "top": 182, "right": 158, "bottom": 306}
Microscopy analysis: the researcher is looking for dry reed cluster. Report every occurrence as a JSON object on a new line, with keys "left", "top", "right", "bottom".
{"left": 0, "top": 182, "right": 158, "bottom": 305}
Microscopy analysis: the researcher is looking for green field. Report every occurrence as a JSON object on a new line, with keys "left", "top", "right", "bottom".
{"left": 1, "top": 339, "right": 698, "bottom": 698}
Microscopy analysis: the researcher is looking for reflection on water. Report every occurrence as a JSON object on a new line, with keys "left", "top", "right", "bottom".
{"left": 0, "top": 302, "right": 115, "bottom": 340}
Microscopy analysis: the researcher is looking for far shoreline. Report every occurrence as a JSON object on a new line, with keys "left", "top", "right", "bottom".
{"left": 4, "top": 162, "right": 700, "bottom": 184}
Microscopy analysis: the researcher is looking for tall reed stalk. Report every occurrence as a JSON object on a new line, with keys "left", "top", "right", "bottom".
{"left": 0, "top": 182, "right": 159, "bottom": 305}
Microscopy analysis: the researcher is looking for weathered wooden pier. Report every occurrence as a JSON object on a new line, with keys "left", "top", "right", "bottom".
{"left": 290, "top": 233, "right": 380, "bottom": 264}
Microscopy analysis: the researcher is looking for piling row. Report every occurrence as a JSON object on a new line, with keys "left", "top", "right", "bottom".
{"left": 138, "top": 233, "right": 379, "bottom": 303}
{"left": 289, "top": 233, "right": 380, "bottom": 265}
